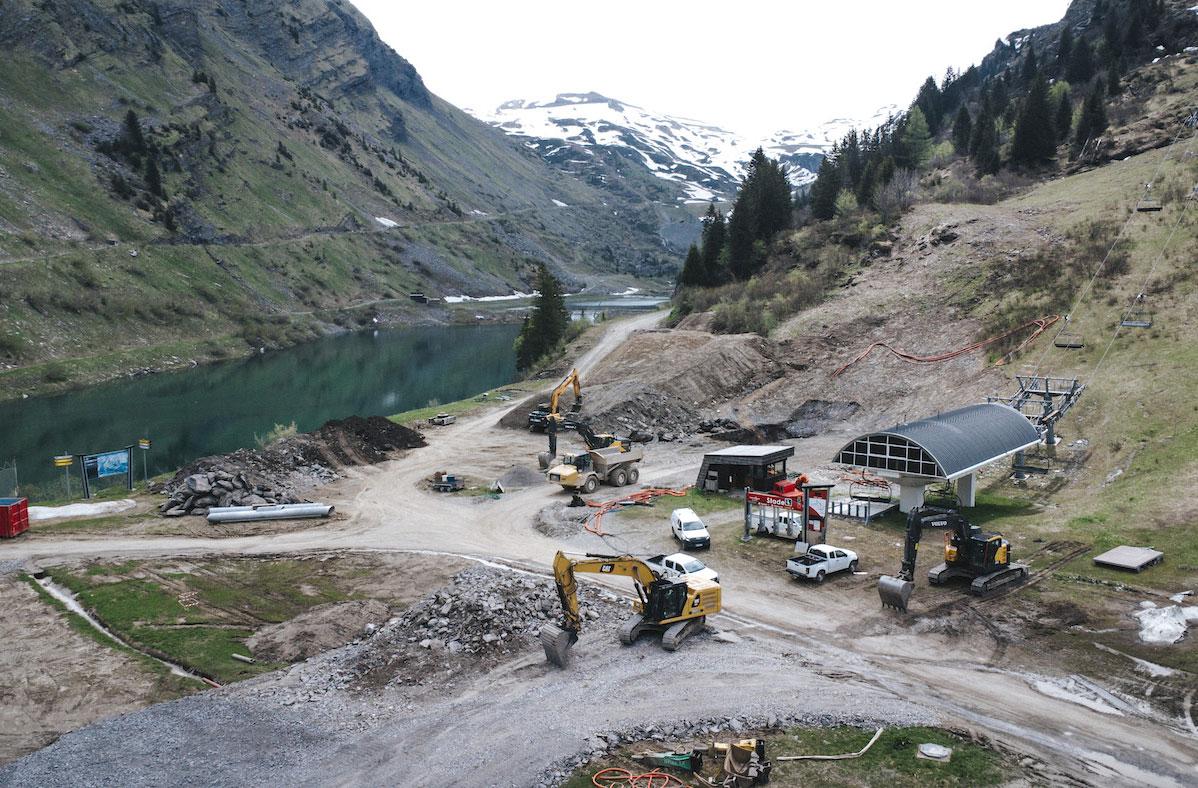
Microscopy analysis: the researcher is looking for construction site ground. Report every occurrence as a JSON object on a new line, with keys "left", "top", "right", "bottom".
{"left": 2, "top": 143, "right": 1197, "bottom": 786}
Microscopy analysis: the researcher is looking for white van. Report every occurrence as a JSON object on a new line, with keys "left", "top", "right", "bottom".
{"left": 670, "top": 507, "right": 711, "bottom": 549}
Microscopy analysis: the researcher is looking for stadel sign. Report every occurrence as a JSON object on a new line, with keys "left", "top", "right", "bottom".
{"left": 746, "top": 491, "right": 802, "bottom": 510}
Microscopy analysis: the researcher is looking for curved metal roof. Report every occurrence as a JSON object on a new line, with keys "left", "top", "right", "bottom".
{"left": 833, "top": 403, "right": 1041, "bottom": 480}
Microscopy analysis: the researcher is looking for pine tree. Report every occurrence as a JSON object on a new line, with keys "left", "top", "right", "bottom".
{"left": 1066, "top": 37, "right": 1094, "bottom": 83}
{"left": 899, "top": 107, "right": 932, "bottom": 168}
{"left": 144, "top": 158, "right": 165, "bottom": 198}
{"left": 838, "top": 131, "right": 863, "bottom": 193}
{"left": 971, "top": 103, "right": 1000, "bottom": 176}
{"left": 1020, "top": 45, "right": 1039, "bottom": 84}
{"left": 515, "top": 264, "right": 569, "bottom": 369}
{"left": 914, "top": 76, "right": 943, "bottom": 134}
{"left": 677, "top": 243, "right": 705, "bottom": 288}
{"left": 1073, "top": 80, "right": 1109, "bottom": 152}
{"left": 1010, "top": 72, "right": 1057, "bottom": 166}
{"left": 1054, "top": 90, "right": 1073, "bottom": 141}
{"left": 124, "top": 109, "right": 145, "bottom": 153}
{"left": 724, "top": 149, "right": 791, "bottom": 279}
{"left": 1056, "top": 28, "right": 1074, "bottom": 74}
{"left": 951, "top": 105, "right": 972, "bottom": 154}
{"left": 810, "top": 156, "right": 840, "bottom": 221}
{"left": 1107, "top": 61, "right": 1122, "bottom": 95}
{"left": 699, "top": 203, "right": 726, "bottom": 284}
{"left": 855, "top": 159, "right": 878, "bottom": 207}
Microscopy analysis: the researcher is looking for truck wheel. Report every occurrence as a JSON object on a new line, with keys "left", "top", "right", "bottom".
{"left": 612, "top": 469, "right": 627, "bottom": 487}
{"left": 815, "top": 570, "right": 825, "bottom": 583}
{"left": 583, "top": 477, "right": 599, "bottom": 494}
{"left": 628, "top": 468, "right": 639, "bottom": 484}
{"left": 849, "top": 560, "right": 858, "bottom": 573}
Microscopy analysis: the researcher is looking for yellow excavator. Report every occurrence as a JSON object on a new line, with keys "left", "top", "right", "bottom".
{"left": 540, "top": 550, "right": 722, "bottom": 666}
{"left": 528, "top": 367, "right": 582, "bottom": 431}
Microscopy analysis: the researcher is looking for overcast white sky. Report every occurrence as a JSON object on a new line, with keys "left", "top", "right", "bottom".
{"left": 350, "top": 1, "right": 1072, "bottom": 139}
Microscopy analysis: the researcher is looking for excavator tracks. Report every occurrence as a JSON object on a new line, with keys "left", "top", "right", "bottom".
{"left": 661, "top": 616, "right": 705, "bottom": 651}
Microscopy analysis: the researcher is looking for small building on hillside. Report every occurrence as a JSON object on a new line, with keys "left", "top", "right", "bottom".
{"left": 832, "top": 403, "right": 1041, "bottom": 511}
{"left": 696, "top": 445, "right": 795, "bottom": 493}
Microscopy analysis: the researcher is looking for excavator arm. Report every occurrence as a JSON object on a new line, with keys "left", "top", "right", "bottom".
{"left": 878, "top": 507, "right": 927, "bottom": 611}
{"left": 548, "top": 368, "right": 582, "bottom": 416}
{"left": 541, "top": 551, "right": 659, "bottom": 666}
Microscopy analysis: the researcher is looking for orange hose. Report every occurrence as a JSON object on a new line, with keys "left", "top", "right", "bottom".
{"left": 592, "top": 767, "right": 692, "bottom": 788}
{"left": 832, "top": 315, "right": 1059, "bottom": 377}
{"left": 584, "top": 487, "right": 692, "bottom": 536}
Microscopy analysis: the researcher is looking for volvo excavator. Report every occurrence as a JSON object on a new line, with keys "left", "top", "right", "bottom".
{"left": 540, "top": 550, "right": 721, "bottom": 666}
{"left": 878, "top": 506, "right": 1028, "bottom": 611}
{"left": 528, "top": 368, "right": 582, "bottom": 431}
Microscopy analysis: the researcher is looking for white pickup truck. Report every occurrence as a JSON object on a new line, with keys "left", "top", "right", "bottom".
{"left": 785, "top": 544, "right": 858, "bottom": 583}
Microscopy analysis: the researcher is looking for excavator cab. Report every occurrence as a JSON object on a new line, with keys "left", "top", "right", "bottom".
{"left": 643, "top": 578, "right": 690, "bottom": 621}
{"left": 560, "top": 453, "right": 592, "bottom": 472}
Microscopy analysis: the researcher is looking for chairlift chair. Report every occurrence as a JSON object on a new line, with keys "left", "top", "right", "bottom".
{"left": 1136, "top": 197, "right": 1163, "bottom": 212}
{"left": 924, "top": 482, "right": 960, "bottom": 508}
{"left": 1121, "top": 295, "right": 1154, "bottom": 328}
{"left": 1054, "top": 331, "right": 1084, "bottom": 349}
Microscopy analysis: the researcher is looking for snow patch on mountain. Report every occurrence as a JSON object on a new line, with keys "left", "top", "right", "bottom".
{"left": 474, "top": 92, "right": 899, "bottom": 202}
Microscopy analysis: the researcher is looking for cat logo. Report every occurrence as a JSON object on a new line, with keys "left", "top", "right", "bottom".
{"left": 600, "top": 564, "right": 614, "bottom": 573}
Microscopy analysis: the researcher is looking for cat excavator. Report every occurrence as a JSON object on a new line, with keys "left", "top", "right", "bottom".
{"left": 878, "top": 506, "right": 1028, "bottom": 611}
{"left": 540, "top": 551, "right": 721, "bottom": 666}
{"left": 528, "top": 368, "right": 582, "bottom": 431}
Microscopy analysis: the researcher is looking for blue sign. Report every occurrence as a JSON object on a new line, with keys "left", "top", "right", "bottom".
{"left": 85, "top": 449, "right": 131, "bottom": 479}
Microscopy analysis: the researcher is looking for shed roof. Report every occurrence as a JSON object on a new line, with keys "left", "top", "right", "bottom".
{"left": 703, "top": 445, "right": 794, "bottom": 464}
{"left": 833, "top": 403, "right": 1041, "bottom": 480}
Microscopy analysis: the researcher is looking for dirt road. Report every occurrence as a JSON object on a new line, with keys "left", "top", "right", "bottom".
{"left": 2, "top": 309, "right": 1196, "bottom": 787}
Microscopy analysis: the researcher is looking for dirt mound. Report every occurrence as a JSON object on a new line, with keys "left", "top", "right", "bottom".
{"left": 347, "top": 564, "right": 627, "bottom": 689}
{"left": 534, "top": 504, "right": 590, "bottom": 537}
{"left": 247, "top": 599, "right": 390, "bottom": 663}
{"left": 312, "top": 416, "right": 425, "bottom": 464}
{"left": 159, "top": 415, "right": 426, "bottom": 514}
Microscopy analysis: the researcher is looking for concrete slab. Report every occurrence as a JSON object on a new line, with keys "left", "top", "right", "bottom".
{"left": 1093, "top": 546, "right": 1164, "bottom": 572}
{"left": 830, "top": 498, "right": 898, "bottom": 521}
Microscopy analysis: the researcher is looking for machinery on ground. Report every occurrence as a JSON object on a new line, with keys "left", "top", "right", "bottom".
{"left": 878, "top": 506, "right": 1028, "bottom": 611}
{"left": 572, "top": 420, "right": 631, "bottom": 452}
{"left": 528, "top": 368, "right": 582, "bottom": 431}
{"left": 547, "top": 444, "right": 643, "bottom": 493}
{"left": 539, "top": 418, "right": 633, "bottom": 470}
{"left": 540, "top": 550, "right": 722, "bottom": 666}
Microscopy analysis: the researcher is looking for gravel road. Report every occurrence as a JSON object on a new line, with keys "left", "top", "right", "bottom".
{"left": 3, "top": 309, "right": 1196, "bottom": 787}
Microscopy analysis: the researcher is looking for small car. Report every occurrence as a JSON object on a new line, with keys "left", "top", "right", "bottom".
{"left": 670, "top": 507, "right": 711, "bottom": 549}
{"left": 646, "top": 552, "right": 719, "bottom": 584}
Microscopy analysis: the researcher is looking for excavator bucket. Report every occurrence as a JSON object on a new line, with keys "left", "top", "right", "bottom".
{"left": 540, "top": 623, "right": 575, "bottom": 667}
{"left": 878, "top": 575, "right": 914, "bottom": 611}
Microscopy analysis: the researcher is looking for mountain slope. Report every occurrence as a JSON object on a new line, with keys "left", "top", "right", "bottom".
{"left": 0, "top": 0, "right": 681, "bottom": 396}
{"left": 477, "top": 92, "right": 900, "bottom": 202}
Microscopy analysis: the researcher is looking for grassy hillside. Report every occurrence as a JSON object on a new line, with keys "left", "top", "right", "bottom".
{"left": 0, "top": 0, "right": 683, "bottom": 397}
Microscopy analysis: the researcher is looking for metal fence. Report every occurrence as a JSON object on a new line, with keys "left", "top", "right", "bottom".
{"left": 0, "top": 461, "right": 16, "bottom": 498}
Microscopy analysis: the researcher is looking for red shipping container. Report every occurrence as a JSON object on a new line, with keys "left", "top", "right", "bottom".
{"left": 0, "top": 498, "right": 29, "bottom": 538}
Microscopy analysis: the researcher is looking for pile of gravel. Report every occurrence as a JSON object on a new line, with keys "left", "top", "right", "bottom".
{"left": 497, "top": 465, "right": 546, "bottom": 489}
{"left": 157, "top": 416, "right": 426, "bottom": 516}
{"left": 346, "top": 565, "right": 627, "bottom": 688}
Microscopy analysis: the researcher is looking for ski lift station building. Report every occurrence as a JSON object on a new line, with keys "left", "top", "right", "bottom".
{"left": 832, "top": 403, "right": 1042, "bottom": 512}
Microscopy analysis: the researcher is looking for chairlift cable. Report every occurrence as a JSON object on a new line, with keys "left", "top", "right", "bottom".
{"left": 1028, "top": 113, "right": 1197, "bottom": 375}
{"left": 1086, "top": 133, "right": 1198, "bottom": 388}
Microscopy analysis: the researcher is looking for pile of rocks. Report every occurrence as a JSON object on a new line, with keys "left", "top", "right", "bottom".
{"left": 348, "top": 565, "right": 626, "bottom": 687}
{"left": 156, "top": 415, "right": 426, "bottom": 517}
{"left": 158, "top": 470, "right": 303, "bottom": 517}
